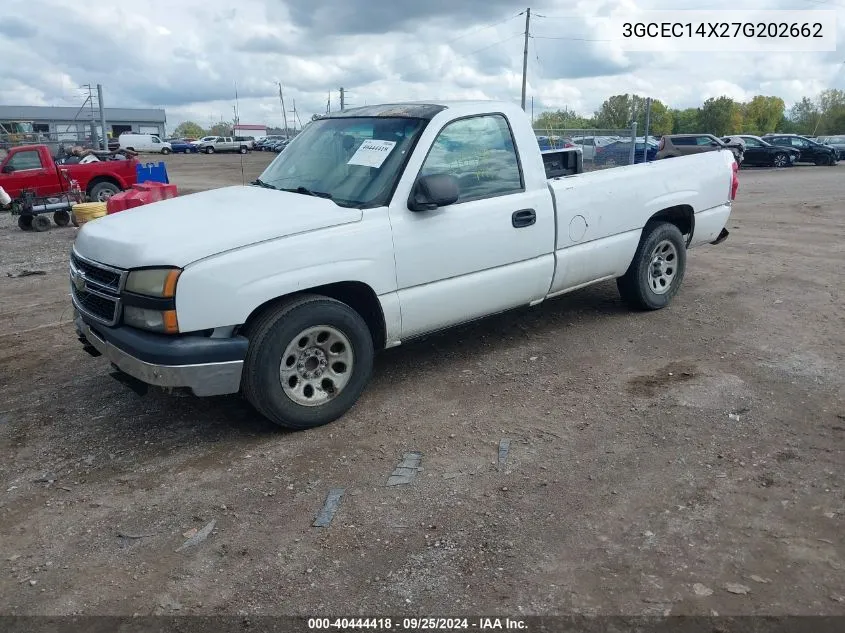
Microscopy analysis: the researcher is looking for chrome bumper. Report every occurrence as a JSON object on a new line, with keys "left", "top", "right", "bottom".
{"left": 76, "top": 316, "right": 243, "bottom": 397}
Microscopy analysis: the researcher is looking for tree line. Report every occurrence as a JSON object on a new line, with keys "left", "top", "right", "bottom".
{"left": 534, "top": 90, "right": 845, "bottom": 137}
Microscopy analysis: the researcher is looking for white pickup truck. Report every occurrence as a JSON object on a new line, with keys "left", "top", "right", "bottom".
{"left": 71, "top": 101, "right": 738, "bottom": 430}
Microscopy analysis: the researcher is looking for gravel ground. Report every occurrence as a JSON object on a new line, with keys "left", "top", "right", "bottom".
{"left": 0, "top": 154, "right": 843, "bottom": 617}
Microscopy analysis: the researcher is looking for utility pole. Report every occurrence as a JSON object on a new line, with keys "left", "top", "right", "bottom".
{"left": 520, "top": 8, "right": 531, "bottom": 111}
{"left": 96, "top": 84, "right": 107, "bottom": 150}
{"left": 289, "top": 99, "right": 299, "bottom": 132}
{"left": 277, "top": 82, "right": 289, "bottom": 137}
{"left": 327, "top": 91, "right": 331, "bottom": 114}
{"left": 642, "top": 97, "right": 652, "bottom": 163}
{"left": 339, "top": 87, "right": 345, "bottom": 112}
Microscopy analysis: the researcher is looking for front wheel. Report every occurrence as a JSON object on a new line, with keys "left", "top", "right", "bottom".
{"left": 617, "top": 222, "right": 687, "bottom": 310}
{"left": 18, "top": 215, "right": 33, "bottom": 231}
{"left": 241, "top": 295, "right": 375, "bottom": 430}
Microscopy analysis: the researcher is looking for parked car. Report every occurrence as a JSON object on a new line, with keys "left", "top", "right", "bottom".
{"left": 594, "top": 139, "right": 658, "bottom": 166}
{"left": 724, "top": 135, "right": 799, "bottom": 168}
{"left": 536, "top": 135, "right": 575, "bottom": 151}
{"left": 761, "top": 134, "right": 838, "bottom": 165}
{"left": 235, "top": 136, "right": 256, "bottom": 150}
{"left": 192, "top": 136, "right": 217, "bottom": 147}
{"left": 165, "top": 138, "right": 200, "bottom": 154}
{"left": 71, "top": 100, "right": 737, "bottom": 430}
{"left": 258, "top": 135, "right": 287, "bottom": 150}
{"left": 570, "top": 135, "right": 621, "bottom": 161}
{"left": 657, "top": 134, "right": 744, "bottom": 163}
{"left": 118, "top": 133, "right": 172, "bottom": 154}
{"left": 198, "top": 136, "right": 250, "bottom": 154}
{"left": 0, "top": 144, "right": 137, "bottom": 210}
{"left": 270, "top": 140, "right": 290, "bottom": 152}
{"left": 817, "top": 135, "right": 845, "bottom": 159}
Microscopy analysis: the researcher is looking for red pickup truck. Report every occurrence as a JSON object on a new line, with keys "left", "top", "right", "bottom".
{"left": 0, "top": 144, "right": 137, "bottom": 203}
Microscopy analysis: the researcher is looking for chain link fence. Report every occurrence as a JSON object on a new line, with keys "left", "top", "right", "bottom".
{"left": 534, "top": 126, "right": 653, "bottom": 171}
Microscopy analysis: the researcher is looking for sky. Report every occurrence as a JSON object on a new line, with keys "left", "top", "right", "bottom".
{"left": 1, "top": 0, "right": 843, "bottom": 131}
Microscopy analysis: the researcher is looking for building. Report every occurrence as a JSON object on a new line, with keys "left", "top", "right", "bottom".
{"left": 0, "top": 105, "right": 167, "bottom": 143}
{"left": 233, "top": 124, "right": 267, "bottom": 139}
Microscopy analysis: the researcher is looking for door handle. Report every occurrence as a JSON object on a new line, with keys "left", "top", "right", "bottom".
{"left": 512, "top": 208, "right": 536, "bottom": 228}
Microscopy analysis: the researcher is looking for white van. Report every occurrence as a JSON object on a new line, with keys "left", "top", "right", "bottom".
{"left": 118, "top": 133, "right": 172, "bottom": 154}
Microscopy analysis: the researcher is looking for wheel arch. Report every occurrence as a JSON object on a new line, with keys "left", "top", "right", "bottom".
{"left": 86, "top": 175, "right": 122, "bottom": 196}
{"left": 241, "top": 281, "right": 387, "bottom": 351}
{"left": 646, "top": 204, "right": 695, "bottom": 247}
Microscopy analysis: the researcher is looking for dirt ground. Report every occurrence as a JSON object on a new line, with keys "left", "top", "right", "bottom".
{"left": 0, "top": 153, "right": 843, "bottom": 617}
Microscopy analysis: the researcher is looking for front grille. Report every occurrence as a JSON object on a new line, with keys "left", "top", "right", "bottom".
{"left": 74, "top": 288, "right": 119, "bottom": 323}
{"left": 69, "top": 251, "right": 126, "bottom": 326}
{"left": 70, "top": 252, "right": 121, "bottom": 291}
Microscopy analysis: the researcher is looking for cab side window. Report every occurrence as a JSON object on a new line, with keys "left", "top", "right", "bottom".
{"left": 8, "top": 150, "right": 44, "bottom": 171}
{"left": 419, "top": 114, "right": 523, "bottom": 203}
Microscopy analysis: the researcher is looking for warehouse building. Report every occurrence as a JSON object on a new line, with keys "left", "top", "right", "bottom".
{"left": 0, "top": 105, "right": 167, "bottom": 144}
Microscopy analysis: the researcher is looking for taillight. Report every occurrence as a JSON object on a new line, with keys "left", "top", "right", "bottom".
{"left": 730, "top": 161, "right": 739, "bottom": 200}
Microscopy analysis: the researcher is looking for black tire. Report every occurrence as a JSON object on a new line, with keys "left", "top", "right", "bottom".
{"left": 71, "top": 212, "right": 79, "bottom": 227}
{"left": 18, "top": 215, "right": 33, "bottom": 231}
{"left": 239, "top": 146, "right": 248, "bottom": 154}
{"left": 53, "top": 210, "right": 71, "bottom": 226}
{"left": 89, "top": 181, "right": 120, "bottom": 202}
{"left": 32, "top": 214, "right": 51, "bottom": 232}
{"left": 205, "top": 146, "right": 214, "bottom": 154}
{"left": 617, "top": 222, "right": 687, "bottom": 311}
{"left": 161, "top": 147, "right": 171, "bottom": 155}
{"left": 241, "top": 295, "right": 375, "bottom": 430}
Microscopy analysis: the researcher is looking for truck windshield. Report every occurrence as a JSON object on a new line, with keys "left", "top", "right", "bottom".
{"left": 255, "top": 116, "right": 428, "bottom": 208}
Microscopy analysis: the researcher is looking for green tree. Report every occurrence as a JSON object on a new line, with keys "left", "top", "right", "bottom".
{"left": 743, "top": 96, "right": 785, "bottom": 135}
{"left": 698, "top": 97, "right": 742, "bottom": 136}
{"left": 816, "top": 89, "right": 845, "bottom": 135}
{"left": 209, "top": 121, "right": 233, "bottom": 136}
{"left": 641, "top": 100, "right": 673, "bottom": 135}
{"left": 788, "top": 97, "right": 819, "bottom": 135}
{"left": 173, "top": 121, "right": 206, "bottom": 138}
{"left": 533, "top": 107, "right": 594, "bottom": 130}
{"left": 671, "top": 108, "right": 700, "bottom": 133}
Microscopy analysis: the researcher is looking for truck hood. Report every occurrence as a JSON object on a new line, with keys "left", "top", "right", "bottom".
{"left": 74, "top": 186, "right": 363, "bottom": 269}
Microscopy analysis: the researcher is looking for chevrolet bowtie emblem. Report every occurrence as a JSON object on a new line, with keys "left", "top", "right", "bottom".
{"left": 72, "top": 269, "right": 86, "bottom": 292}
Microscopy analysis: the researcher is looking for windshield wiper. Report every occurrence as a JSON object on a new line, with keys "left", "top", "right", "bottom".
{"left": 251, "top": 178, "right": 277, "bottom": 189}
{"left": 280, "top": 186, "right": 333, "bottom": 199}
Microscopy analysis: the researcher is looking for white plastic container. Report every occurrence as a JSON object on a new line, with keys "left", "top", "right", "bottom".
{"left": 0, "top": 186, "right": 12, "bottom": 207}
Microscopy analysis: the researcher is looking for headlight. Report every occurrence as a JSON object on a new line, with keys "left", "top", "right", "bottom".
{"left": 125, "top": 268, "right": 180, "bottom": 297}
{"left": 124, "top": 306, "right": 179, "bottom": 333}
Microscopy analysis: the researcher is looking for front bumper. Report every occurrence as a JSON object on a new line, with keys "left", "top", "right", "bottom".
{"left": 75, "top": 312, "right": 247, "bottom": 397}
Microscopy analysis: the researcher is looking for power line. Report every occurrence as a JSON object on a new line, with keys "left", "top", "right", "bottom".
{"left": 532, "top": 35, "right": 613, "bottom": 42}
{"left": 451, "top": 31, "right": 524, "bottom": 62}
{"left": 388, "top": 11, "right": 523, "bottom": 67}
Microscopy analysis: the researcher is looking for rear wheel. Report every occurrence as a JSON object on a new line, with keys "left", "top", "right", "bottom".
{"left": 89, "top": 181, "right": 120, "bottom": 202}
{"left": 772, "top": 152, "right": 788, "bottom": 168}
{"left": 161, "top": 147, "right": 171, "bottom": 155}
{"left": 241, "top": 295, "right": 375, "bottom": 430}
{"left": 18, "top": 215, "right": 33, "bottom": 231}
{"left": 239, "top": 146, "right": 248, "bottom": 154}
{"left": 53, "top": 210, "right": 71, "bottom": 226}
{"left": 32, "top": 214, "right": 52, "bottom": 232}
{"left": 205, "top": 146, "right": 214, "bottom": 154}
{"left": 617, "top": 222, "right": 687, "bottom": 310}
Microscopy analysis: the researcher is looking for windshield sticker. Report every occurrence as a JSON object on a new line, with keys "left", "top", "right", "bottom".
{"left": 347, "top": 140, "right": 397, "bottom": 168}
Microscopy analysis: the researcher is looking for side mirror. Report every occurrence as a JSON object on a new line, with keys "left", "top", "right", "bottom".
{"left": 710, "top": 141, "right": 721, "bottom": 147}
{"left": 1, "top": 164, "right": 14, "bottom": 174}
{"left": 408, "top": 174, "right": 459, "bottom": 212}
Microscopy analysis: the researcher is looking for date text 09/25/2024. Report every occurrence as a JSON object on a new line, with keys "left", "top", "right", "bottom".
{"left": 307, "top": 618, "right": 528, "bottom": 630}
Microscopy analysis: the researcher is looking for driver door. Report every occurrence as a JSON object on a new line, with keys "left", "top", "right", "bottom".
{"left": 1, "top": 149, "right": 55, "bottom": 198}
{"left": 388, "top": 113, "right": 555, "bottom": 339}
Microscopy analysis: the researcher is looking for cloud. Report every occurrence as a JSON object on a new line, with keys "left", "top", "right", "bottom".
{"left": 1, "top": 0, "right": 844, "bottom": 130}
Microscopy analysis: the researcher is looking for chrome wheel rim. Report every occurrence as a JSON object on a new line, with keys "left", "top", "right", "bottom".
{"left": 279, "top": 325, "right": 354, "bottom": 407}
{"left": 648, "top": 239, "right": 678, "bottom": 295}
